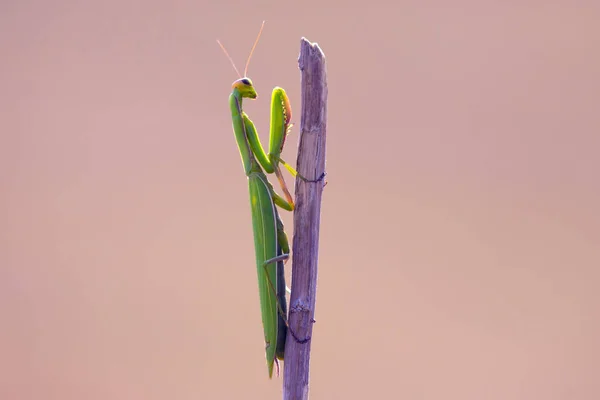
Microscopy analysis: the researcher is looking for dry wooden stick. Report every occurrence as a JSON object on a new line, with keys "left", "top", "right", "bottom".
{"left": 282, "top": 38, "right": 328, "bottom": 400}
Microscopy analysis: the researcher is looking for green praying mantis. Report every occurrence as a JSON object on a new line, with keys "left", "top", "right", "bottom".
{"left": 217, "top": 22, "right": 320, "bottom": 378}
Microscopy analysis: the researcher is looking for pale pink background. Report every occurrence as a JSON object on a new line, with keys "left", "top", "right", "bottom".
{"left": 1, "top": 1, "right": 599, "bottom": 399}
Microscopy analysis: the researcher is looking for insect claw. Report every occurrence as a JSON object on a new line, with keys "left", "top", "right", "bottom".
{"left": 297, "top": 171, "right": 327, "bottom": 183}
{"left": 274, "top": 358, "right": 281, "bottom": 377}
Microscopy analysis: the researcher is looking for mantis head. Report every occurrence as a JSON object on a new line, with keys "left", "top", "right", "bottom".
{"left": 233, "top": 77, "right": 257, "bottom": 99}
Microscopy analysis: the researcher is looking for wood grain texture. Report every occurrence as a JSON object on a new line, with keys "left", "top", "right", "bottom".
{"left": 282, "top": 38, "right": 328, "bottom": 400}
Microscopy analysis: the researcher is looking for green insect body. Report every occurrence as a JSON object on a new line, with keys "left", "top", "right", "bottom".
{"left": 219, "top": 21, "right": 301, "bottom": 378}
{"left": 230, "top": 80, "right": 295, "bottom": 378}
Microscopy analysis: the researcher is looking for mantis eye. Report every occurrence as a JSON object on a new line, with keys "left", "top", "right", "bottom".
{"left": 241, "top": 78, "right": 251, "bottom": 85}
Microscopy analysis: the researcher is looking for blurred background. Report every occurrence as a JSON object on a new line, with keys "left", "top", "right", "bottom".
{"left": 1, "top": 1, "right": 599, "bottom": 399}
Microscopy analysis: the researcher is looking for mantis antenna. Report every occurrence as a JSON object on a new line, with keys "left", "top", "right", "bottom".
{"left": 244, "top": 20, "right": 266, "bottom": 77}
{"left": 216, "top": 21, "right": 265, "bottom": 79}
{"left": 216, "top": 39, "right": 242, "bottom": 79}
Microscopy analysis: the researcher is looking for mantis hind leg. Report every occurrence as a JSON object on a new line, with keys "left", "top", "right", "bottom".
{"left": 263, "top": 254, "right": 311, "bottom": 346}
{"left": 275, "top": 246, "right": 287, "bottom": 360}
{"left": 265, "top": 212, "right": 310, "bottom": 346}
